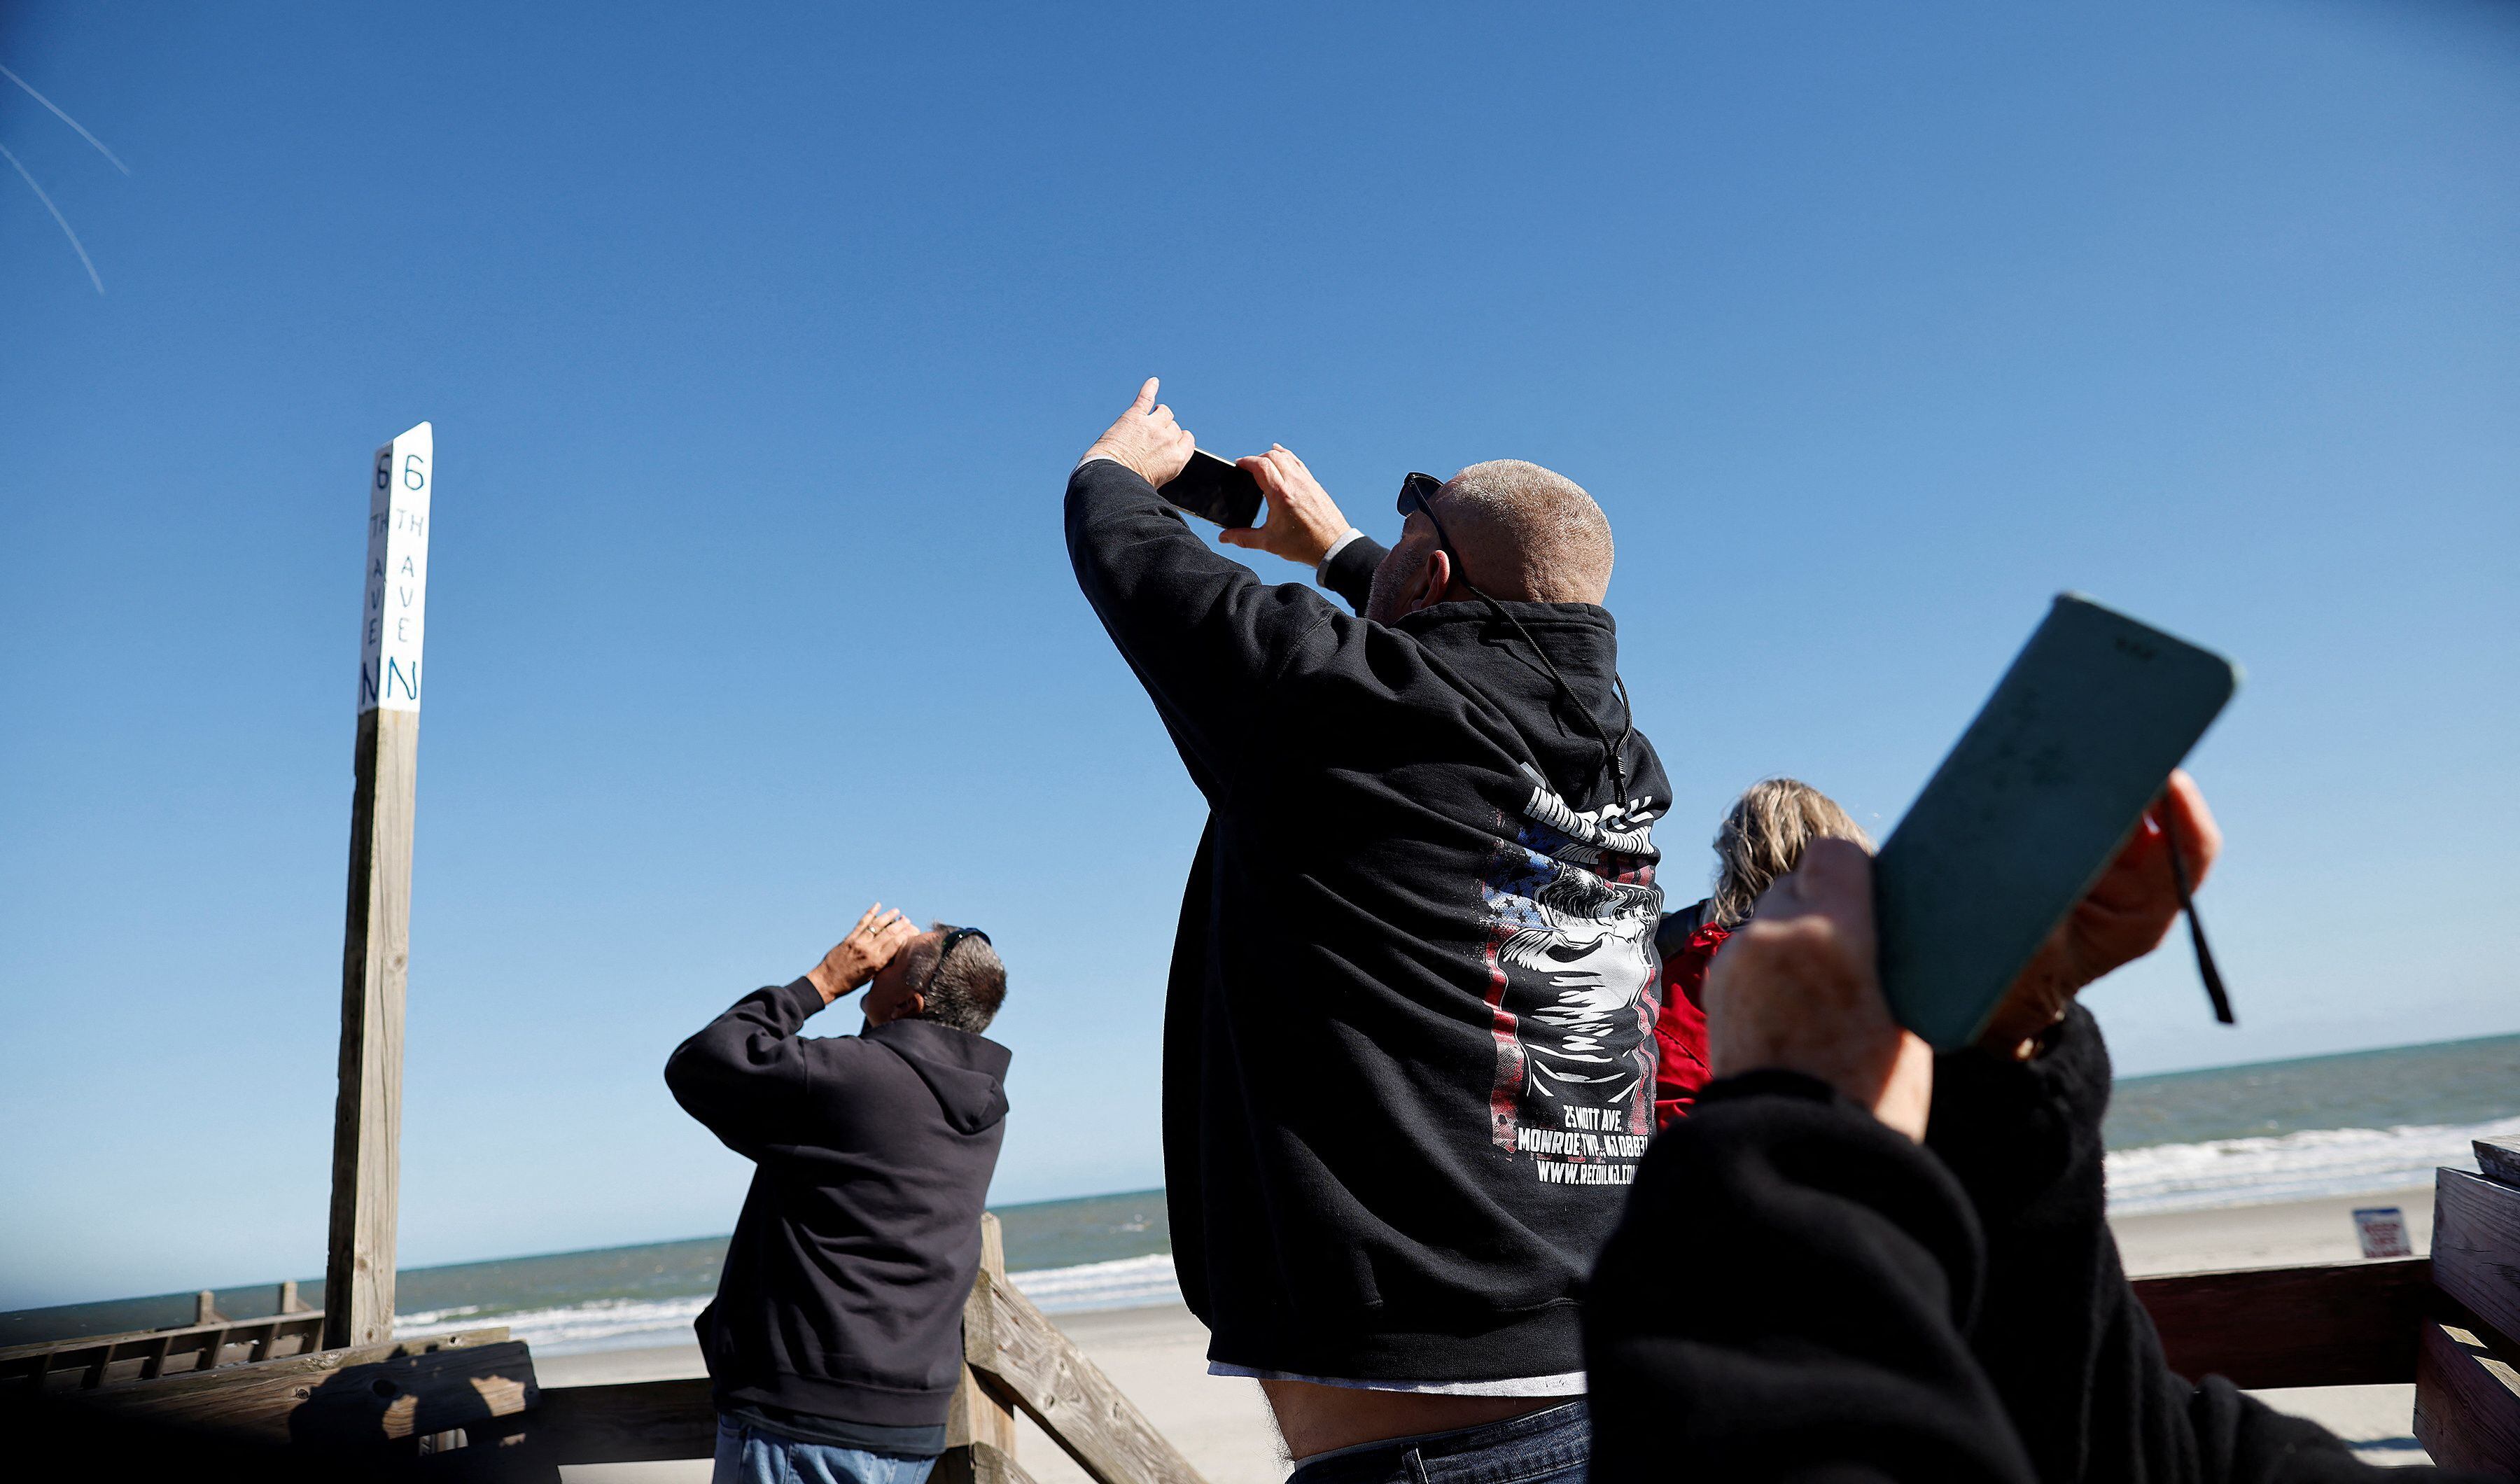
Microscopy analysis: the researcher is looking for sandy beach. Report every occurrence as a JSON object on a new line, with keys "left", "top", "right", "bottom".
{"left": 538, "top": 1186, "right": 2442, "bottom": 1480}
{"left": 2111, "top": 1186, "right": 2432, "bottom": 1278}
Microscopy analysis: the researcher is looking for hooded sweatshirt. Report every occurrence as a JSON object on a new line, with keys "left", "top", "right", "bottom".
{"left": 665, "top": 980, "right": 1011, "bottom": 1446}
{"left": 1066, "top": 457, "right": 1671, "bottom": 1385}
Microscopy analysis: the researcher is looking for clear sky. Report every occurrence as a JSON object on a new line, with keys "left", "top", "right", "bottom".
{"left": 2, "top": 2, "right": 2514, "bottom": 1310}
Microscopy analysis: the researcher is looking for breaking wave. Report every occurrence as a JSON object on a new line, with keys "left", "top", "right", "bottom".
{"left": 2104, "top": 1114, "right": 2520, "bottom": 1216}
{"left": 1004, "top": 1253, "right": 1182, "bottom": 1315}
{"left": 389, "top": 1119, "right": 2520, "bottom": 1352}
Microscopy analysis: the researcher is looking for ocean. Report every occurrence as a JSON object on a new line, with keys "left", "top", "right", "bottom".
{"left": 9, "top": 1032, "right": 2514, "bottom": 1356}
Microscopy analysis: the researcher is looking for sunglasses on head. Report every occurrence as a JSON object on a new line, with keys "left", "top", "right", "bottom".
{"left": 919, "top": 925, "right": 992, "bottom": 1000}
{"left": 1396, "top": 472, "right": 1470, "bottom": 578}
{"left": 1396, "top": 471, "right": 1447, "bottom": 524}
{"left": 1390, "top": 470, "right": 1637, "bottom": 804}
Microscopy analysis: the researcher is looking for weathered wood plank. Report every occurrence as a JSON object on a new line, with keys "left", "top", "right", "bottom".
{"left": 2131, "top": 1258, "right": 2433, "bottom": 1388}
{"left": 504, "top": 1376, "right": 716, "bottom": 1464}
{"left": 84, "top": 1328, "right": 503, "bottom": 1396}
{"left": 2476, "top": 1138, "right": 2520, "bottom": 1193}
{"left": 327, "top": 706, "right": 421, "bottom": 1350}
{"left": 2435, "top": 1168, "right": 2520, "bottom": 1351}
{"left": 965, "top": 1268, "right": 1205, "bottom": 1484}
{"left": 947, "top": 1214, "right": 1020, "bottom": 1456}
{"left": 937, "top": 1440, "right": 1042, "bottom": 1484}
{"left": 2415, "top": 1321, "right": 2520, "bottom": 1476}
{"left": 4, "top": 1319, "right": 219, "bottom": 1366}
{"left": 2, "top": 1313, "right": 330, "bottom": 1391}
{"left": 71, "top": 1329, "right": 523, "bottom": 1446}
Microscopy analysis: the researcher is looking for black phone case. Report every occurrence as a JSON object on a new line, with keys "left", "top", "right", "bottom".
{"left": 1158, "top": 451, "right": 1264, "bottom": 528}
{"left": 1874, "top": 594, "right": 2240, "bottom": 1049}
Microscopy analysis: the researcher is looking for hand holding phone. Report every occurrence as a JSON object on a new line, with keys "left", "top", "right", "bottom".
{"left": 1217, "top": 446, "right": 1354, "bottom": 566}
{"left": 1158, "top": 450, "right": 1265, "bottom": 528}
{"left": 1081, "top": 377, "right": 1196, "bottom": 489}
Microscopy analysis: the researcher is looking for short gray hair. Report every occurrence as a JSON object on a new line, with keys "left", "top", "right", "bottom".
{"left": 1437, "top": 460, "right": 1614, "bottom": 603}
{"left": 901, "top": 925, "right": 1008, "bottom": 1035}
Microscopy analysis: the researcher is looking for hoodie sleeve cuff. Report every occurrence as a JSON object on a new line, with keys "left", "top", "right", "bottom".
{"left": 1318, "top": 531, "right": 1387, "bottom": 612}
{"left": 1318, "top": 527, "right": 1367, "bottom": 570}
{"left": 1924, "top": 1004, "right": 2112, "bottom": 1218}
{"left": 771, "top": 976, "right": 832, "bottom": 1026}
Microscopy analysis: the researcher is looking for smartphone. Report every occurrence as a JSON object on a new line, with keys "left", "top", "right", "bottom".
{"left": 1873, "top": 594, "right": 2241, "bottom": 1049}
{"left": 1158, "top": 450, "right": 1264, "bottom": 529}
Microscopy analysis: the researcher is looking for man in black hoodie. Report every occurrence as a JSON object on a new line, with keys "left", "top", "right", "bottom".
{"left": 667, "top": 903, "right": 1012, "bottom": 1484}
{"left": 1069, "top": 380, "right": 1666, "bottom": 1478}
{"left": 1587, "top": 777, "right": 2489, "bottom": 1482}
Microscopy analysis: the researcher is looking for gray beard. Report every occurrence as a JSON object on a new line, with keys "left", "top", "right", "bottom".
{"left": 1364, "top": 555, "right": 1407, "bottom": 625}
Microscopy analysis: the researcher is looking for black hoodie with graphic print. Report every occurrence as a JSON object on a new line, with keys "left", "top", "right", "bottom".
{"left": 1066, "top": 456, "right": 1672, "bottom": 1385}
{"left": 666, "top": 981, "right": 1011, "bottom": 1442}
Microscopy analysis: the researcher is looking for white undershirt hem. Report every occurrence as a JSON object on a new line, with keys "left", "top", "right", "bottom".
{"left": 1207, "top": 1362, "right": 1586, "bottom": 1397}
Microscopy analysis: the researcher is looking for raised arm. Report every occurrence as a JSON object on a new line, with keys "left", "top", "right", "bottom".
{"left": 1596, "top": 818, "right": 2479, "bottom": 1483}
{"left": 663, "top": 904, "right": 916, "bottom": 1159}
{"left": 1919, "top": 779, "right": 2417, "bottom": 1481}
{"left": 1066, "top": 382, "right": 1350, "bottom": 776}
{"left": 1219, "top": 444, "right": 1385, "bottom": 614}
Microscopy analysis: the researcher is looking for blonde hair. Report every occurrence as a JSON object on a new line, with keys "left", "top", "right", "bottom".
{"left": 1709, "top": 778, "right": 1873, "bottom": 928}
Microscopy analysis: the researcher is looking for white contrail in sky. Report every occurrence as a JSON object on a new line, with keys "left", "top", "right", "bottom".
{"left": 0, "top": 142, "right": 104, "bottom": 293}
{"left": 0, "top": 63, "right": 130, "bottom": 174}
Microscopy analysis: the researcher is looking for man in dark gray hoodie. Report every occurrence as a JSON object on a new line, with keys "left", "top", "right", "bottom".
{"left": 667, "top": 903, "right": 1012, "bottom": 1484}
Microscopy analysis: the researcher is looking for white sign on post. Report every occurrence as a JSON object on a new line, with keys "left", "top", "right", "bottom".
{"left": 360, "top": 422, "right": 433, "bottom": 714}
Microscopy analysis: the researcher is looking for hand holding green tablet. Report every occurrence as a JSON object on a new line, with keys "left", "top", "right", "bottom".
{"left": 1874, "top": 594, "right": 2241, "bottom": 1051}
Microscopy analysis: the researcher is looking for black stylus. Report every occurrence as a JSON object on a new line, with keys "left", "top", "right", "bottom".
{"left": 2161, "top": 808, "right": 2234, "bottom": 1026}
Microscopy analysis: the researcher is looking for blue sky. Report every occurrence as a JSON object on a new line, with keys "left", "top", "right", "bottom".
{"left": 2, "top": 2, "right": 2513, "bottom": 1309}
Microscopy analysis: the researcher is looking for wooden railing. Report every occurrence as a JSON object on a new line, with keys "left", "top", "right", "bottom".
{"left": 0, "top": 1285, "right": 326, "bottom": 1393}
{"left": 22, "top": 1216, "right": 1198, "bottom": 1482}
{"left": 2416, "top": 1140, "right": 2520, "bottom": 1473}
{"left": 25, "top": 1160, "right": 2520, "bottom": 1476}
{"left": 36, "top": 1325, "right": 529, "bottom": 1450}
{"left": 2132, "top": 1257, "right": 2436, "bottom": 1389}
{"left": 476, "top": 1216, "right": 1205, "bottom": 1483}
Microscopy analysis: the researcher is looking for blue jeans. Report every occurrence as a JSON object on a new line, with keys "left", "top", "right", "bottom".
{"left": 713, "top": 1415, "right": 939, "bottom": 1484}
{"left": 1286, "top": 1399, "right": 1588, "bottom": 1484}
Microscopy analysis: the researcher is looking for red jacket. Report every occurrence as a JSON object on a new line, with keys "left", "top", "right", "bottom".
{"left": 1651, "top": 910, "right": 1728, "bottom": 1128}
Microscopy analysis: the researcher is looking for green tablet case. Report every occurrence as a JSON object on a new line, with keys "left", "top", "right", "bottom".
{"left": 1875, "top": 594, "right": 2241, "bottom": 1050}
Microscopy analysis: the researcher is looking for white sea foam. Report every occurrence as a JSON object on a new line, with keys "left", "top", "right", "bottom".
{"left": 1005, "top": 1253, "right": 1183, "bottom": 1315}
{"left": 2104, "top": 1114, "right": 2520, "bottom": 1216}
{"left": 389, "top": 1118, "right": 2516, "bottom": 1351}
{"left": 398, "top": 1294, "right": 714, "bottom": 1355}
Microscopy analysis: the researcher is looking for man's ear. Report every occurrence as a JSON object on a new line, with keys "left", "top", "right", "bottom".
{"left": 900, "top": 991, "right": 924, "bottom": 1023}
{"left": 1408, "top": 549, "right": 1453, "bottom": 616}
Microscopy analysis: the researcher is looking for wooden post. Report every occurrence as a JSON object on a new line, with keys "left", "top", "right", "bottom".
{"left": 324, "top": 421, "right": 433, "bottom": 1351}
{"left": 946, "top": 1214, "right": 1021, "bottom": 1457}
